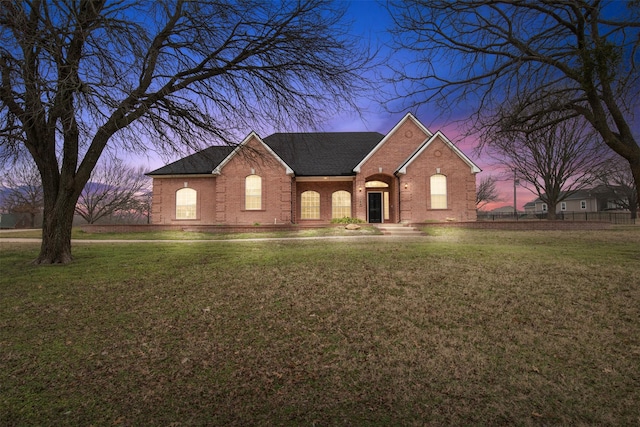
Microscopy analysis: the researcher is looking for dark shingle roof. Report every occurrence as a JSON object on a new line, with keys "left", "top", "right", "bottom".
{"left": 263, "top": 132, "right": 384, "bottom": 176}
{"left": 147, "top": 132, "right": 385, "bottom": 176}
{"left": 147, "top": 146, "right": 235, "bottom": 175}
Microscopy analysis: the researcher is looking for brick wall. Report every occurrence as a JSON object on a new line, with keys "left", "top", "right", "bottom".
{"left": 295, "top": 180, "right": 354, "bottom": 222}
{"left": 151, "top": 176, "right": 217, "bottom": 225}
{"left": 214, "top": 136, "right": 292, "bottom": 225}
{"left": 402, "top": 136, "right": 477, "bottom": 222}
{"left": 357, "top": 118, "right": 477, "bottom": 223}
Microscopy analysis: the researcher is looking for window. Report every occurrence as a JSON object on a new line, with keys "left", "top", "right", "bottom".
{"left": 301, "top": 191, "right": 320, "bottom": 219}
{"left": 430, "top": 174, "right": 447, "bottom": 209}
{"left": 176, "top": 188, "right": 197, "bottom": 219}
{"left": 332, "top": 191, "right": 351, "bottom": 219}
{"left": 365, "top": 181, "right": 389, "bottom": 188}
{"left": 245, "top": 175, "right": 262, "bottom": 210}
{"left": 561, "top": 202, "right": 566, "bottom": 211}
{"left": 542, "top": 203, "right": 548, "bottom": 212}
{"left": 580, "top": 200, "right": 587, "bottom": 210}
{"left": 384, "top": 192, "right": 390, "bottom": 220}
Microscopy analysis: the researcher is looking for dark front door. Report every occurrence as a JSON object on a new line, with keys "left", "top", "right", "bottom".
{"left": 368, "top": 192, "right": 382, "bottom": 223}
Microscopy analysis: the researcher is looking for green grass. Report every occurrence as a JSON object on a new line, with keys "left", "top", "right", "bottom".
{"left": 0, "top": 225, "right": 382, "bottom": 240}
{"left": 1, "top": 229, "right": 639, "bottom": 425}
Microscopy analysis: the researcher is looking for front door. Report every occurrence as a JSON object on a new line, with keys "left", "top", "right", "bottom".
{"left": 368, "top": 192, "right": 383, "bottom": 223}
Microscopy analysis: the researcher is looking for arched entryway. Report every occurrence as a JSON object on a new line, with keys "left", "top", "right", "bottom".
{"left": 365, "top": 175, "right": 393, "bottom": 223}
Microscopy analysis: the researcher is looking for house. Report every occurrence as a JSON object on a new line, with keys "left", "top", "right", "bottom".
{"left": 524, "top": 186, "right": 628, "bottom": 214}
{"left": 147, "top": 113, "right": 481, "bottom": 225}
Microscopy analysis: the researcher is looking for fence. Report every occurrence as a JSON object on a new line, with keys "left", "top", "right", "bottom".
{"left": 477, "top": 211, "right": 636, "bottom": 225}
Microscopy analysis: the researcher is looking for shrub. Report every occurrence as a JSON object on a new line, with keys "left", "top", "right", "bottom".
{"left": 330, "top": 217, "right": 365, "bottom": 224}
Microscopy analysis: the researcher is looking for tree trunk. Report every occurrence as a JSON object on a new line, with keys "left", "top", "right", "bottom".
{"left": 547, "top": 203, "right": 557, "bottom": 220}
{"left": 34, "top": 195, "right": 78, "bottom": 265}
{"left": 631, "top": 159, "right": 640, "bottom": 221}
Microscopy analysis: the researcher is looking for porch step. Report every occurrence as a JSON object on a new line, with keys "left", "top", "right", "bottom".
{"left": 374, "top": 223, "right": 424, "bottom": 237}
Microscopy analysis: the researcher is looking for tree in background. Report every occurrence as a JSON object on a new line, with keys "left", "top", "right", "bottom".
{"left": 487, "top": 117, "right": 605, "bottom": 220}
{"left": 387, "top": 1, "right": 640, "bottom": 211}
{"left": 0, "top": 159, "right": 43, "bottom": 227}
{"left": 597, "top": 156, "right": 639, "bottom": 219}
{"left": 75, "top": 160, "right": 149, "bottom": 224}
{"left": 0, "top": 1, "right": 371, "bottom": 264}
{"left": 475, "top": 176, "right": 500, "bottom": 210}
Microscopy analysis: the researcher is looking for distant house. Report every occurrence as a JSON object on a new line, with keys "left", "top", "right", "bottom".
{"left": 147, "top": 113, "right": 481, "bottom": 225}
{"left": 524, "top": 186, "right": 629, "bottom": 214}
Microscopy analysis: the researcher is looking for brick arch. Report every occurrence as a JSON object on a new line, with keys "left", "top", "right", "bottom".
{"left": 364, "top": 173, "right": 393, "bottom": 186}
{"left": 363, "top": 173, "right": 398, "bottom": 223}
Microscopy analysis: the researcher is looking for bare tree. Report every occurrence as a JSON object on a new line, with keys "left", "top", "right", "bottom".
{"left": 597, "top": 156, "right": 639, "bottom": 219}
{"left": 0, "top": 1, "right": 371, "bottom": 264}
{"left": 75, "top": 160, "right": 149, "bottom": 224}
{"left": 129, "top": 189, "right": 153, "bottom": 225}
{"left": 387, "top": 0, "right": 640, "bottom": 209}
{"left": 475, "top": 175, "right": 500, "bottom": 210}
{"left": 0, "top": 160, "right": 43, "bottom": 227}
{"left": 488, "top": 118, "right": 605, "bottom": 220}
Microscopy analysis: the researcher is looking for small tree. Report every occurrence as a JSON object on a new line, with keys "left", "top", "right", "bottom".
{"left": 597, "top": 156, "right": 639, "bottom": 219}
{"left": 75, "top": 160, "right": 150, "bottom": 224}
{"left": 475, "top": 175, "right": 500, "bottom": 210}
{"left": 0, "top": 160, "right": 43, "bottom": 227}
{"left": 130, "top": 189, "right": 153, "bottom": 225}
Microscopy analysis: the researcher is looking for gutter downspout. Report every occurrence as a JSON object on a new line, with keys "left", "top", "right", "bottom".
{"left": 396, "top": 173, "right": 401, "bottom": 224}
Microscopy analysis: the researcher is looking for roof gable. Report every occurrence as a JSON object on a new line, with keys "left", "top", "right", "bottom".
{"left": 396, "top": 131, "right": 482, "bottom": 175}
{"left": 353, "top": 113, "right": 432, "bottom": 173}
{"left": 212, "top": 132, "right": 294, "bottom": 175}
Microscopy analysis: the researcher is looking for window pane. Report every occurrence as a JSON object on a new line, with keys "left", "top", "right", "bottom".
{"left": 176, "top": 188, "right": 197, "bottom": 219}
{"left": 245, "top": 175, "right": 261, "bottom": 210}
{"left": 430, "top": 174, "right": 447, "bottom": 209}
{"left": 301, "top": 191, "right": 320, "bottom": 219}
{"left": 384, "top": 192, "right": 390, "bottom": 220}
{"left": 331, "top": 190, "right": 351, "bottom": 219}
{"left": 365, "top": 181, "right": 389, "bottom": 188}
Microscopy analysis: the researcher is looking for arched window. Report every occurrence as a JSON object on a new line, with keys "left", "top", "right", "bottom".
{"left": 245, "top": 175, "right": 262, "bottom": 210}
{"left": 301, "top": 191, "right": 320, "bottom": 219}
{"left": 332, "top": 190, "right": 351, "bottom": 219}
{"left": 176, "top": 188, "right": 197, "bottom": 219}
{"left": 365, "top": 180, "right": 389, "bottom": 188}
{"left": 430, "top": 174, "right": 447, "bottom": 209}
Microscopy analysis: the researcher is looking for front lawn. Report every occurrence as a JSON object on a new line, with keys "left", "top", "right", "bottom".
{"left": 1, "top": 229, "right": 638, "bottom": 425}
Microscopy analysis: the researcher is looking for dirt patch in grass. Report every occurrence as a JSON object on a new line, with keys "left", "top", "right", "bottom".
{"left": 1, "top": 229, "right": 639, "bottom": 425}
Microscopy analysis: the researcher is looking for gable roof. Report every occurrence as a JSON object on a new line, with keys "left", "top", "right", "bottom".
{"left": 353, "top": 112, "right": 432, "bottom": 173}
{"left": 396, "top": 131, "right": 482, "bottom": 175}
{"left": 148, "top": 132, "right": 385, "bottom": 177}
{"left": 212, "top": 132, "right": 294, "bottom": 175}
{"left": 147, "top": 145, "right": 235, "bottom": 176}
{"left": 264, "top": 132, "right": 384, "bottom": 176}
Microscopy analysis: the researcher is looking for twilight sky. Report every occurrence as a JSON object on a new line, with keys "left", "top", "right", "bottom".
{"left": 144, "top": 0, "right": 535, "bottom": 211}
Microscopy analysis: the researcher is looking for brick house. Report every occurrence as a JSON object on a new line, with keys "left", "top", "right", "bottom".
{"left": 147, "top": 113, "right": 481, "bottom": 225}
